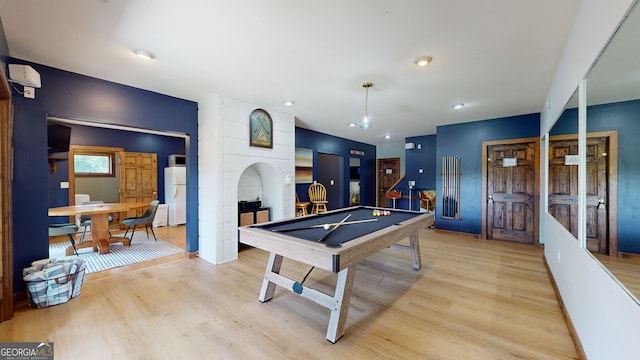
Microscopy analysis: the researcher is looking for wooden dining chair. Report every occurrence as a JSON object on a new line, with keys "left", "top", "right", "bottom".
{"left": 387, "top": 190, "right": 402, "bottom": 209}
{"left": 295, "top": 193, "right": 310, "bottom": 217}
{"left": 308, "top": 182, "right": 328, "bottom": 214}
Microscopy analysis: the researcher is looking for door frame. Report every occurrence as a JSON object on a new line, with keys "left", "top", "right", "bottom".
{"left": 481, "top": 137, "right": 540, "bottom": 245}
{"left": 377, "top": 157, "right": 401, "bottom": 207}
{"left": 547, "top": 130, "right": 618, "bottom": 256}
{"left": 0, "top": 66, "right": 14, "bottom": 322}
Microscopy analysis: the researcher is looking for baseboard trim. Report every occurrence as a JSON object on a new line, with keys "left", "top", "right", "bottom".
{"left": 618, "top": 252, "right": 640, "bottom": 260}
{"left": 432, "top": 228, "right": 482, "bottom": 239}
{"left": 543, "top": 255, "right": 586, "bottom": 360}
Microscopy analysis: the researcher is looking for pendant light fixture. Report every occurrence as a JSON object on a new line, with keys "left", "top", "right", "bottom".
{"left": 361, "top": 82, "right": 373, "bottom": 129}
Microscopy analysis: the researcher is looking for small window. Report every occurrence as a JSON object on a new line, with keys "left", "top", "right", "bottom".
{"left": 74, "top": 151, "right": 115, "bottom": 177}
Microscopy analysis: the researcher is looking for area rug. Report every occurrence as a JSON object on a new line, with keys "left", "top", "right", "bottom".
{"left": 48, "top": 232, "right": 183, "bottom": 274}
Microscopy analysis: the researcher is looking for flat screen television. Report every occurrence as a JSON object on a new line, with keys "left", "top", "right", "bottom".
{"left": 47, "top": 124, "right": 71, "bottom": 154}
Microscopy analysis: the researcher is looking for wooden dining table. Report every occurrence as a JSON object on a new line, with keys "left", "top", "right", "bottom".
{"left": 48, "top": 202, "right": 150, "bottom": 255}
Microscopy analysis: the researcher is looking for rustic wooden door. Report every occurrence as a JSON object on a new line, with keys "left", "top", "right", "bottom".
{"left": 377, "top": 158, "right": 400, "bottom": 207}
{"left": 548, "top": 136, "right": 609, "bottom": 254}
{"left": 119, "top": 152, "right": 158, "bottom": 218}
{"left": 486, "top": 141, "right": 537, "bottom": 244}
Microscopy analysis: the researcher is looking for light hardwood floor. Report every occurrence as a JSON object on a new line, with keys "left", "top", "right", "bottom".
{"left": 4, "top": 228, "right": 579, "bottom": 359}
{"left": 595, "top": 253, "right": 640, "bottom": 301}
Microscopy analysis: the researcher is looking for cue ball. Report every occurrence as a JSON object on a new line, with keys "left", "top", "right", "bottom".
{"left": 323, "top": 224, "right": 330, "bottom": 230}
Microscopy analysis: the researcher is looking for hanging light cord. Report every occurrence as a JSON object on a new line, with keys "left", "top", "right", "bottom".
{"left": 365, "top": 85, "right": 369, "bottom": 118}
{"left": 362, "top": 82, "right": 373, "bottom": 128}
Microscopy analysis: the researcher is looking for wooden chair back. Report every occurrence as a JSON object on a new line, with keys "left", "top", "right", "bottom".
{"left": 308, "top": 182, "right": 327, "bottom": 202}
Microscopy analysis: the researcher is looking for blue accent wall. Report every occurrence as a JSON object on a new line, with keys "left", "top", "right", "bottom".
{"left": 435, "top": 113, "right": 540, "bottom": 234}
{"left": 295, "top": 127, "right": 376, "bottom": 207}
{"left": 10, "top": 59, "right": 198, "bottom": 291}
{"left": 397, "top": 134, "right": 437, "bottom": 210}
{"left": 552, "top": 99, "right": 640, "bottom": 253}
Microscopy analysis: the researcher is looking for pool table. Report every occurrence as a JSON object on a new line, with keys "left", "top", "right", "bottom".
{"left": 238, "top": 206, "right": 434, "bottom": 343}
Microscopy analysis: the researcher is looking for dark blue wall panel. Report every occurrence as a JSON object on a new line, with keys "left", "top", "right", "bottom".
{"left": 10, "top": 59, "right": 198, "bottom": 291}
{"left": 397, "top": 134, "right": 437, "bottom": 210}
{"left": 435, "top": 113, "right": 540, "bottom": 234}
{"left": 295, "top": 127, "right": 376, "bottom": 207}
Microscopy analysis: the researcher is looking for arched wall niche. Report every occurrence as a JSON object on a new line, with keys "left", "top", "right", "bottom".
{"left": 237, "top": 162, "right": 285, "bottom": 220}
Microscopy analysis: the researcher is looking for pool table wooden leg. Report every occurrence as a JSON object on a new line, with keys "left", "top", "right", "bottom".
{"left": 389, "top": 232, "right": 422, "bottom": 270}
{"left": 259, "top": 252, "right": 283, "bottom": 302}
{"left": 409, "top": 233, "right": 422, "bottom": 270}
{"left": 326, "top": 266, "right": 356, "bottom": 343}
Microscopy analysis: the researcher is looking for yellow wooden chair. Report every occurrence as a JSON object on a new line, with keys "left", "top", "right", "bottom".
{"left": 308, "top": 182, "right": 328, "bottom": 214}
{"left": 295, "top": 193, "right": 310, "bottom": 217}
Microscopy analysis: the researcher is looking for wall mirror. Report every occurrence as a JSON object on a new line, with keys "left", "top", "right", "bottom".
{"left": 547, "top": 91, "right": 578, "bottom": 241}
{"left": 583, "top": 1, "right": 640, "bottom": 300}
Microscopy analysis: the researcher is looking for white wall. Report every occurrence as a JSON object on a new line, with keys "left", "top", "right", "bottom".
{"left": 198, "top": 94, "right": 295, "bottom": 264}
{"left": 541, "top": 0, "right": 640, "bottom": 357}
{"left": 238, "top": 166, "right": 263, "bottom": 202}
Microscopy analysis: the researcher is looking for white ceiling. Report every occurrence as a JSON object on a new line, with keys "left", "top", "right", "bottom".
{"left": 0, "top": 0, "right": 581, "bottom": 145}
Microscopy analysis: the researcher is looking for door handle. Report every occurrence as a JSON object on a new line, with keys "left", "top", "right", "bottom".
{"left": 597, "top": 199, "right": 606, "bottom": 210}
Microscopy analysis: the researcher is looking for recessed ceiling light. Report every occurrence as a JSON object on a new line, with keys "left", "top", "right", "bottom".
{"left": 414, "top": 56, "right": 432, "bottom": 67}
{"left": 452, "top": 103, "right": 464, "bottom": 110}
{"left": 349, "top": 123, "right": 357, "bottom": 127}
{"left": 284, "top": 101, "right": 294, "bottom": 106}
{"left": 385, "top": 135, "right": 391, "bottom": 139}
{"left": 133, "top": 49, "right": 156, "bottom": 60}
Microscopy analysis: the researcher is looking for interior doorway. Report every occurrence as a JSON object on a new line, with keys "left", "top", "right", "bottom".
{"left": 49, "top": 117, "right": 189, "bottom": 256}
{"left": 349, "top": 157, "right": 361, "bottom": 205}
{"left": 482, "top": 137, "right": 539, "bottom": 245}
{"left": 317, "top": 153, "right": 344, "bottom": 210}
{"left": 377, "top": 157, "right": 400, "bottom": 207}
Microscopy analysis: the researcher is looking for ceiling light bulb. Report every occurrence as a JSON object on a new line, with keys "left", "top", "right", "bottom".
{"left": 349, "top": 123, "right": 357, "bottom": 127}
{"left": 360, "top": 116, "right": 371, "bottom": 129}
{"left": 133, "top": 49, "right": 156, "bottom": 60}
{"left": 414, "top": 56, "right": 432, "bottom": 67}
{"left": 452, "top": 103, "right": 464, "bottom": 110}
{"left": 284, "top": 101, "right": 294, "bottom": 106}
{"left": 385, "top": 135, "right": 391, "bottom": 139}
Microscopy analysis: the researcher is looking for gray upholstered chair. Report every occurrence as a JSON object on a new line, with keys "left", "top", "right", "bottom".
{"left": 48, "top": 223, "right": 79, "bottom": 256}
{"left": 122, "top": 200, "right": 160, "bottom": 242}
